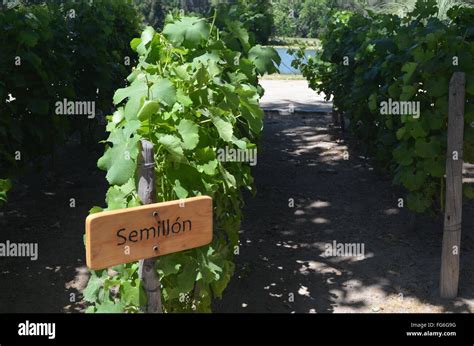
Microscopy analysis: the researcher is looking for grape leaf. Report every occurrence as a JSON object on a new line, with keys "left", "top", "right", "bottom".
{"left": 163, "top": 17, "right": 210, "bottom": 49}
{"left": 158, "top": 134, "right": 184, "bottom": 160}
{"left": 113, "top": 80, "right": 148, "bottom": 105}
{"left": 248, "top": 45, "right": 281, "bottom": 75}
{"left": 150, "top": 79, "right": 176, "bottom": 106}
{"left": 212, "top": 116, "right": 233, "bottom": 142}
{"left": 97, "top": 127, "right": 140, "bottom": 186}
{"left": 95, "top": 300, "right": 125, "bottom": 313}
{"left": 178, "top": 119, "right": 199, "bottom": 150}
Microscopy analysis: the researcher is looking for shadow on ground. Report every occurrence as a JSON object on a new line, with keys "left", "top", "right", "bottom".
{"left": 214, "top": 111, "right": 474, "bottom": 313}
{"left": 0, "top": 138, "right": 105, "bottom": 313}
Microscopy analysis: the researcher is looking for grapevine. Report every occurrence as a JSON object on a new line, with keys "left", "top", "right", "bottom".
{"left": 84, "top": 13, "right": 280, "bottom": 312}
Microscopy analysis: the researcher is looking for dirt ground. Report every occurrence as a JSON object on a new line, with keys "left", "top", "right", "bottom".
{"left": 1, "top": 111, "right": 474, "bottom": 313}
{"left": 214, "top": 111, "right": 474, "bottom": 313}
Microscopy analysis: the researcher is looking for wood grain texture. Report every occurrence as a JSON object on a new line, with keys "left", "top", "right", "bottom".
{"left": 85, "top": 196, "right": 213, "bottom": 270}
{"left": 440, "top": 72, "right": 465, "bottom": 299}
{"left": 137, "top": 139, "right": 162, "bottom": 313}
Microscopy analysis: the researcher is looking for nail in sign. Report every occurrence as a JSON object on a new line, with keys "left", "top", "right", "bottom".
{"left": 85, "top": 196, "right": 213, "bottom": 270}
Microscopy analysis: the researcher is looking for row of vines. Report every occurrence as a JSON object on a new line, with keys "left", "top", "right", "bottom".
{"left": 293, "top": 0, "right": 474, "bottom": 214}
{"left": 0, "top": 0, "right": 141, "bottom": 205}
{"left": 83, "top": 14, "right": 280, "bottom": 312}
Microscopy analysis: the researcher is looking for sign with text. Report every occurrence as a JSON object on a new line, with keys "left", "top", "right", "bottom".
{"left": 86, "top": 196, "right": 213, "bottom": 270}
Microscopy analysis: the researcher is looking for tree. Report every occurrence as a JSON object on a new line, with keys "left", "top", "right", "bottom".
{"left": 133, "top": 0, "right": 273, "bottom": 44}
{"left": 214, "top": 0, "right": 274, "bottom": 44}
{"left": 272, "top": 0, "right": 303, "bottom": 38}
{"left": 299, "top": 0, "right": 335, "bottom": 37}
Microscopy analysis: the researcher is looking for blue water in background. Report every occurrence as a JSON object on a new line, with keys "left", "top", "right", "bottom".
{"left": 275, "top": 47, "right": 316, "bottom": 74}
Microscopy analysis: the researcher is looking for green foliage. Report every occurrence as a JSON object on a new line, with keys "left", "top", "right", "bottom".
{"left": 85, "top": 14, "right": 279, "bottom": 313}
{"left": 364, "top": 0, "right": 474, "bottom": 19}
{"left": 213, "top": 0, "right": 274, "bottom": 45}
{"left": 272, "top": 0, "right": 336, "bottom": 38}
{"left": 132, "top": 0, "right": 183, "bottom": 29}
{"left": 83, "top": 264, "right": 144, "bottom": 313}
{"left": 0, "top": 179, "right": 12, "bottom": 207}
{"left": 272, "top": 0, "right": 303, "bottom": 38}
{"left": 0, "top": 0, "right": 141, "bottom": 199}
{"left": 133, "top": 0, "right": 274, "bottom": 45}
{"left": 293, "top": 0, "right": 474, "bottom": 214}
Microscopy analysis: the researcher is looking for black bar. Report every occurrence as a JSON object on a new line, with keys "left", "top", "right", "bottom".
{"left": 0, "top": 313, "right": 472, "bottom": 345}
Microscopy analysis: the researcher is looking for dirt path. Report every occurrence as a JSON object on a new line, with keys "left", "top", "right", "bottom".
{"left": 259, "top": 79, "right": 332, "bottom": 113}
{"left": 214, "top": 111, "right": 474, "bottom": 313}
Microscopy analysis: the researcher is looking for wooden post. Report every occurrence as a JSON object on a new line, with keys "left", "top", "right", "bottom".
{"left": 440, "top": 72, "right": 465, "bottom": 299}
{"left": 137, "top": 139, "right": 163, "bottom": 312}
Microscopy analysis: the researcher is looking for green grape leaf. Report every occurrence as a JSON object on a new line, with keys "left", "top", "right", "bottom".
{"left": 399, "top": 168, "right": 426, "bottom": 191}
{"left": 178, "top": 119, "right": 199, "bottom": 150}
{"left": 176, "top": 88, "right": 193, "bottom": 107}
{"left": 173, "top": 179, "right": 188, "bottom": 199}
{"left": 105, "top": 178, "right": 135, "bottom": 210}
{"left": 83, "top": 275, "right": 103, "bottom": 303}
{"left": 414, "top": 138, "right": 441, "bottom": 158}
{"left": 248, "top": 45, "right": 281, "bottom": 75}
{"left": 368, "top": 93, "right": 377, "bottom": 112}
{"left": 18, "top": 30, "right": 39, "bottom": 47}
{"left": 137, "top": 100, "right": 160, "bottom": 121}
{"left": 113, "top": 81, "right": 148, "bottom": 105}
{"left": 225, "top": 21, "right": 250, "bottom": 51}
{"left": 112, "top": 108, "right": 125, "bottom": 124}
{"left": 176, "top": 261, "right": 198, "bottom": 293}
{"left": 396, "top": 127, "right": 406, "bottom": 140}
{"left": 219, "top": 165, "right": 236, "bottom": 187}
{"left": 163, "top": 17, "right": 210, "bottom": 49}
{"left": 422, "top": 157, "right": 445, "bottom": 177}
{"left": 425, "top": 77, "right": 448, "bottom": 98}
{"left": 197, "top": 159, "right": 218, "bottom": 176}
{"left": 393, "top": 144, "right": 413, "bottom": 166}
{"left": 0, "top": 179, "right": 12, "bottom": 205}
{"left": 95, "top": 300, "right": 125, "bottom": 313}
{"left": 130, "top": 37, "right": 142, "bottom": 52}
{"left": 157, "top": 256, "right": 182, "bottom": 276}
{"left": 89, "top": 206, "right": 103, "bottom": 214}
{"left": 141, "top": 26, "right": 156, "bottom": 46}
{"left": 388, "top": 83, "right": 400, "bottom": 98}
{"left": 158, "top": 134, "right": 184, "bottom": 160}
{"left": 212, "top": 116, "right": 233, "bottom": 142}
{"left": 400, "top": 85, "right": 417, "bottom": 101}
{"left": 97, "top": 127, "right": 140, "bottom": 186}
{"left": 174, "top": 65, "right": 191, "bottom": 81}
{"left": 231, "top": 136, "right": 247, "bottom": 150}
{"left": 240, "top": 99, "right": 264, "bottom": 135}
{"left": 407, "top": 121, "right": 427, "bottom": 138}
{"left": 120, "top": 280, "right": 142, "bottom": 306}
{"left": 407, "top": 192, "right": 431, "bottom": 213}
{"left": 150, "top": 79, "right": 176, "bottom": 106}
{"left": 124, "top": 95, "right": 143, "bottom": 121}
{"left": 401, "top": 62, "right": 417, "bottom": 84}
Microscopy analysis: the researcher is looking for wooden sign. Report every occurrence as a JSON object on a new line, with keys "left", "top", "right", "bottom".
{"left": 86, "top": 196, "right": 213, "bottom": 270}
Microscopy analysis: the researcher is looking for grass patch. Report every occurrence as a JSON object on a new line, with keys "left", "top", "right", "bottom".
{"left": 269, "top": 36, "right": 321, "bottom": 49}
{"left": 261, "top": 73, "right": 305, "bottom": 80}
